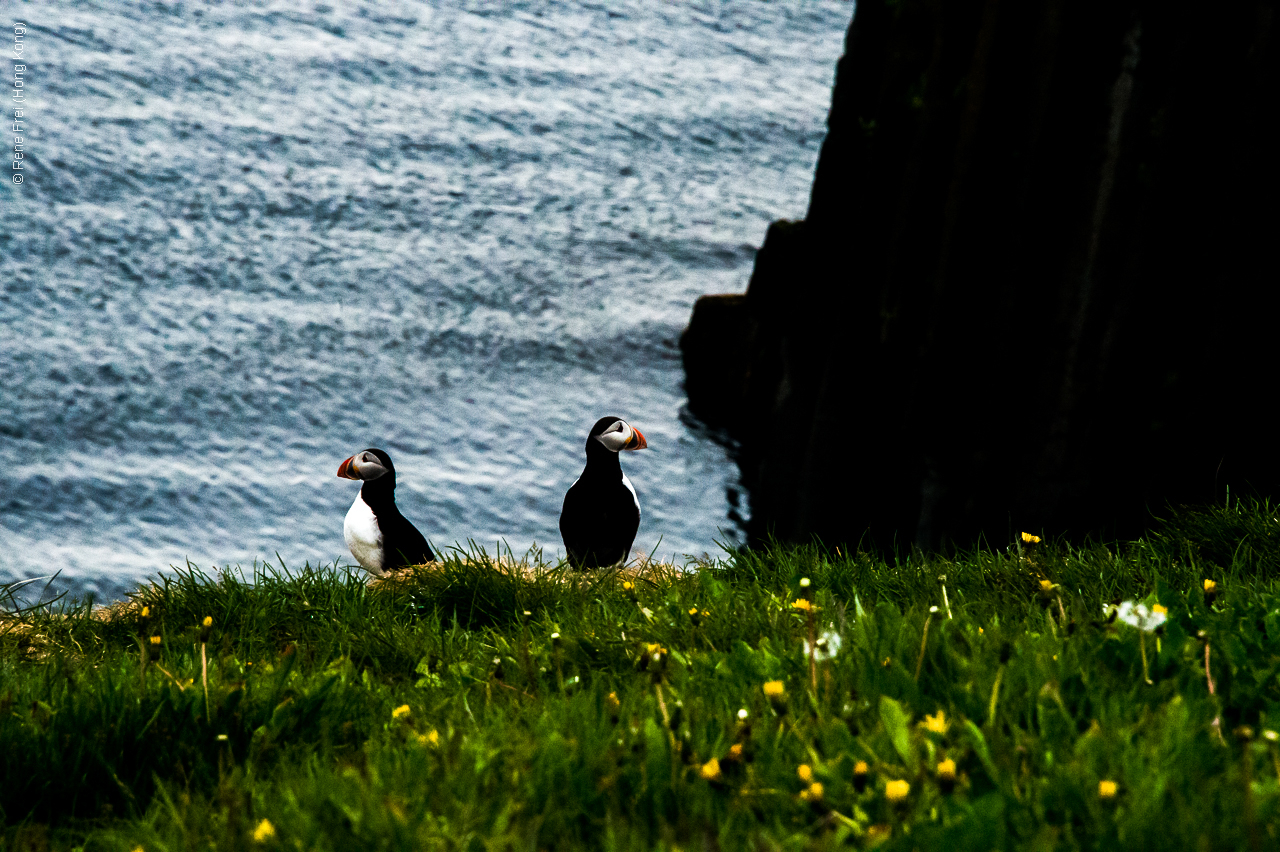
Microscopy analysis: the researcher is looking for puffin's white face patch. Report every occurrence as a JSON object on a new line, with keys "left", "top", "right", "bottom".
{"left": 594, "top": 420, "right": 634, "bottom": 453}
{"left": 349, "top": 452, "right": 390, "bottom": 481}
{"left": 344, "top": 491, "right": 385, "bottom": 576}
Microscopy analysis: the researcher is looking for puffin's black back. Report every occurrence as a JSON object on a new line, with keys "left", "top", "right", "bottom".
{"left": 360, "top": 449, "right": 434, "bottom": 566}
{"left": 559, "top": 418, "right": 641, "bottom": 569}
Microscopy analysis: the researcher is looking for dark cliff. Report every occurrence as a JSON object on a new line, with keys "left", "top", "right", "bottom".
{"left": 682, "top": 0, "right": 1278, "bottom": 550}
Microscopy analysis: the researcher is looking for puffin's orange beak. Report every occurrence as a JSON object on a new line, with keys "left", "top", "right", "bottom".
{"left": 626, "top": 426, "right": 648, "bottom": 451}
{"left": 337, "top": 456, "right": 356, "bottom": 479}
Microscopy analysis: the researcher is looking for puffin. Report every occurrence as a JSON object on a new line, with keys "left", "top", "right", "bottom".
{"left": 559, "top": 416, "right": 648, "bottom": 569}
{"left": 336, "top": 448, "right": 433, "bottom": 576}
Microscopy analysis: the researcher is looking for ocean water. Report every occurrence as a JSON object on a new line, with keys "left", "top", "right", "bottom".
{"left": 1, "top": 0, "right": 852, "bottom": 602}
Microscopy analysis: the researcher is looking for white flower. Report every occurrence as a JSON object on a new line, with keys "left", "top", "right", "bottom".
{"left": 805, "top": 627, "right": 842, "bottom": 661}
{"left": 1116, "top": 600, "right": 1167, "bottom": 632}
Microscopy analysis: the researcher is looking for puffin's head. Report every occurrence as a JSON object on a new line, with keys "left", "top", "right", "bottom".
{"left": 588, "top": 417, "right": 648, "bottom": 453}
{"left": 337, "top": 448, "right": 395, "bottom": 481}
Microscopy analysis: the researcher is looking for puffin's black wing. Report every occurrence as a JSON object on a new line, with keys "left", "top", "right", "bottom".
{"left": 381, "top": 509, "right": 434, "bottom": 567}
{"left": 559, "top": 479, "right": 639, "bottom": 569}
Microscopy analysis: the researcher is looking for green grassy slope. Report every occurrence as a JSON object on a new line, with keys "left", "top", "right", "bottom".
{"left": 2, "top": 501, "right": 1279, "bottom": 850}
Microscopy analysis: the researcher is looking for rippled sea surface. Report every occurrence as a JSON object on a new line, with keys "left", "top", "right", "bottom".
{"left": 1, "top": 1, "right": 851, "bottom": 601}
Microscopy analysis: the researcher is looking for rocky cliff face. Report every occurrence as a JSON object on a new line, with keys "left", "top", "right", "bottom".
{"left": 682, "top": 0, "right": 1278, "bottom": 550}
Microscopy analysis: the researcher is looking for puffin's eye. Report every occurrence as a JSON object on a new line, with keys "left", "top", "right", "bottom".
{"left": 615, "top": 422, "right": 625, "bottom": 432}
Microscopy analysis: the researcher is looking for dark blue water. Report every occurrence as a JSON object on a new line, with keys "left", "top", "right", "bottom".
{"left": 1, "top": 1, "right": 851, "bottom": 601}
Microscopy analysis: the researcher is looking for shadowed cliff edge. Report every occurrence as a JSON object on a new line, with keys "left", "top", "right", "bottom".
{"left": 683, "top": 0, "right": 1278, "bottom": 551}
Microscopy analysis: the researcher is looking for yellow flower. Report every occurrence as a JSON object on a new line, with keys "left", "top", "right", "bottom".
{"left": 700, "top": 758, "right": 722, "bottom": 780}
{"left": 798, "top": 764, "right": 814, "bottom": 784}
{"left": 728, "top": 743, "right": 743, "bottom": 759}
{"left": 391, "top": 704, "right": 411, "bottom": 720}
{"left": 1021, "top": 532, "right": 1041, "bottom": 544}
{"left": 252, "top": 818, "right": 276, "bottom": 841}
{"left": 149, "top": 635, "right": 162, "bottom": 645}
{"left": 417, "top": 729, "right": 440, "bottom": 747}
{"left": 937, "top": 758, "right": 956, "bottom": 781}
{"left": 131, "top": 846, "right": 145, "bottom": 852}
{"left": 799, "top": 781, "right": 824, "bottom": 801}
{"left": 1152, "top": 604, "right": 1168, "bottom": 616}
{"left": 646, "top": 644, "right": 667, "bottom": 666}
{"left": 202, "top": 615, "right": 213, "bottom": 628}
{"left": 606, "top": 691, "right": 620, "bottom": 710}
{"left": 853, "top": 760, "right": 870, "bottom": 792}
{"left": 1039, "top": 579, "right": 1055, "bottom": 594}
{"left": 923, "top": 710, "right": 949, "bottom": 735}
{"left": 791, "top": 598, "right": 815, "bottom": 612}
{"left": 1203, "top": 579, "right": 1217, "bottom": 592}
{"left": 1099, "top": 779, "right": 1118, "bottom": 799}
{"left": 885, "top": 779, "right": 910, "bottom": 802}
{"left": 762, "top": 680, "right": 786, "bottom": 698}
{"left": 622, "top": 581, "right": 635, "bottom": 592}
{"left": 141, "top": 606, "right": 150, "bottom": 618}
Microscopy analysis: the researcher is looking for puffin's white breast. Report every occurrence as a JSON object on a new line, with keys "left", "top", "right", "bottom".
{"left": 344, "top": 492, "right": 386, "bottom": 576}
{"left": 622, "top": 473, "right": 640, "bottom": 516}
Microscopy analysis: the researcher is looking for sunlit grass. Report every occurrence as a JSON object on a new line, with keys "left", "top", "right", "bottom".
{"left": 2, "top": 501, "right": 1279, "bottom": 850}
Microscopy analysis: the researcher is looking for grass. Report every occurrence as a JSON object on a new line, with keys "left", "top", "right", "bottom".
{"left": 2, "top": 500, "right": 1280, "bottom": 850}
